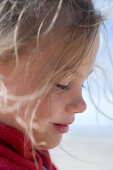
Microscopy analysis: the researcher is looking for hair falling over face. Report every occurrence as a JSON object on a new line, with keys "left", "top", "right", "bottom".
{"left": 0, "top": 0, "right": 103, "bottom": 169}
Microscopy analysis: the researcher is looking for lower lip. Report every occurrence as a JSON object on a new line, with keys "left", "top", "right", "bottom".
{"left": 53, "top": 123, "right": 69, "bottom": 133}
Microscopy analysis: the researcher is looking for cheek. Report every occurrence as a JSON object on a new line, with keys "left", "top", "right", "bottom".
{"left": 34, "top": 97, "right": 51, "bottom": 127}
{"left": 49, "top": 93, "right": 64, "bottom": 118}
{"left": 34, "top": 93, "right": 64, "bottom": 126}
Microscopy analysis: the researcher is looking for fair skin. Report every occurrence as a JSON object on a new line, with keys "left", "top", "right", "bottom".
{"left": 0, "top": 31, "right": 99, "bottom": 150}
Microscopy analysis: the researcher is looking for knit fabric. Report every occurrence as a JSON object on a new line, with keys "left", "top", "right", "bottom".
{"left": 0, "top": 123, "right": 57, "bottom": 170}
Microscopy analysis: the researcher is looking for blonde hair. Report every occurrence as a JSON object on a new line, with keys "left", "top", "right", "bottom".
{"left": 0, "top": 0, "right": 103, "bottom": 168}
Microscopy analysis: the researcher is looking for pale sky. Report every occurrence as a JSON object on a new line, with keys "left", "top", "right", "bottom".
{"left": 70, "top": 1, "right": 113, "bottom": 136}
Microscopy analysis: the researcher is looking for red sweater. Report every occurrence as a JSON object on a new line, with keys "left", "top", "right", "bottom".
{"left": 0, "top": 123, "right": 57, "bottom": 170}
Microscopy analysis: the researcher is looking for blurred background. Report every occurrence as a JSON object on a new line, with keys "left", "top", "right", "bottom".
{"left": 50, "top": 1, "right": 113, "bottom": 170}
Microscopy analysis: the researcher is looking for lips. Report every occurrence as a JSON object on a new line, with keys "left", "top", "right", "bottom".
{"left": 53, "top": 123, "right": 69, "bottom": 133}
{"left": 53, "top": 120, "right": 74, "bottom": 133}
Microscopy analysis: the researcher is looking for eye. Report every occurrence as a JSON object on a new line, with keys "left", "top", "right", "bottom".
{"left": 82, "top": 84, "right": 85, "bottom": 88}
{"left": 55, "top": 83, "right": 70, "bottom": 91}
{"left": 82, "top": 79, "right": 88, "bottom": 88}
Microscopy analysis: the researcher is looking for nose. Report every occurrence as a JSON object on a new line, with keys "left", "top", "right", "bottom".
{"left": 65, "top": 96, "right": 87, "bottom": 114}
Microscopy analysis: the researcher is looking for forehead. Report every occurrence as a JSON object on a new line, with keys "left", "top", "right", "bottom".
{"left": 47, "top": 30, "right": 99, "bottom": 71}
{"left": 41, "top": 33, "right": 98, "bottom": 83}
{"left": 19, "top": 28, "right": 99, "bottom": 85}
{"left": 74, "top": 32, "right": 99, "bottom": 76}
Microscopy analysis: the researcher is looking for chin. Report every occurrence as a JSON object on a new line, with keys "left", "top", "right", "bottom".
{"left": 33, "top": 124, "right": 63, "bottom": 150}
{"left": 35, "top": 135, "right": 63, "bottom": 150}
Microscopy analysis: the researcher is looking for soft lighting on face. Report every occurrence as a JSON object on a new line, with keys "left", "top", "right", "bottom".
{"left": 33, "top": 122, "right": 42, "bottom": 130}
{"left": 38, "top": 141, "right": 46, "bottom": 146}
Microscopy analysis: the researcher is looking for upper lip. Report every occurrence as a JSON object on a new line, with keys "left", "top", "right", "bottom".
{"left": 54, "top": 122, "right": 73, "bottom": 126}
{"left": 53, "top": 119, "right": 74, "bottom": 126}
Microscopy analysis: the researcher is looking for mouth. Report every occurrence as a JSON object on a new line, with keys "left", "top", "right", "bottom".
{"left": 53, "top": 123, "right": 69, "bottom": 133}
{"left": 53, "top": 121, "right": 74, "bottom": 134}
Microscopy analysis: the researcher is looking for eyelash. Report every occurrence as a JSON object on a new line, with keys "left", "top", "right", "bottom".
{"left": 82, "top": 84, "right": 85, "bottom": 88}
{"left": 55, "top": 83, "right": 70, "bottom": 91}
{"left": 56, "top": 83, "right": 85, "bottom": 91}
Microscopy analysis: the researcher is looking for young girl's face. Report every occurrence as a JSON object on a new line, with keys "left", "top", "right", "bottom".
{"left": 33, "top": 35, "right": 99, "bottom": 150}
{"left": 0, "top": 32, "right": 99, "bottom": 150}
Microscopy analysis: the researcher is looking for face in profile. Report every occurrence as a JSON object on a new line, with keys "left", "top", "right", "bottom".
{"left": 21, "top": 32, "right": 99, "bottom": 150}
{"left": 0, "top": 28, "right": 99, "bottom": 150}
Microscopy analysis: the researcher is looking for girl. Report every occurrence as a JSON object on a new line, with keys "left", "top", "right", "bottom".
{"left": 0, "top": 0, "right": 102, "bottom": 170}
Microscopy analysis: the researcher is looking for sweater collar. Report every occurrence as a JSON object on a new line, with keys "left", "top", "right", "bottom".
{"left": 0, "top": 123, "right": 32, "bottom": 158}
{"left": 0, "top": 123, "right": 56, "bottom": 170}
